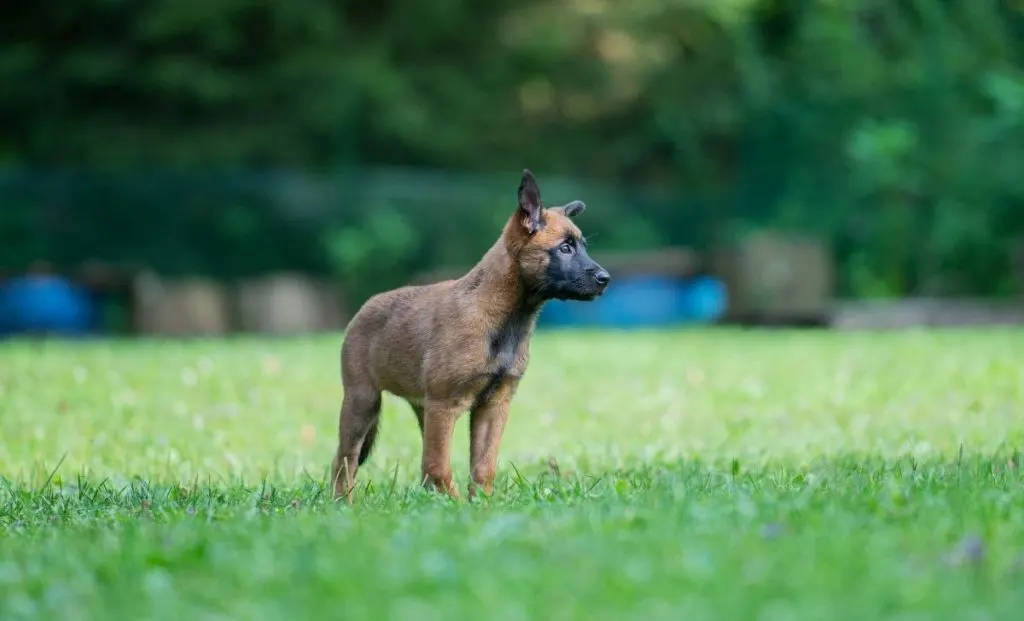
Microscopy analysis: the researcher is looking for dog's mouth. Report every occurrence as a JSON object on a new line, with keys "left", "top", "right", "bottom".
{"left": 565, "top": 287, "right": 606, "bottom": 302}
{"left": 547, "top": 278, "right": 609, "bottom": 302}
{"left": 588, "top": 281, "right": 611, "bottom": 300}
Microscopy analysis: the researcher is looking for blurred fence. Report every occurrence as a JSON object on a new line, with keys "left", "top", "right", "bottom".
{"left": 2, "top": 161, "right": 1022, "bottom": 302}
{"left": 0, "top": 166, "right": 711, "bottom": 287}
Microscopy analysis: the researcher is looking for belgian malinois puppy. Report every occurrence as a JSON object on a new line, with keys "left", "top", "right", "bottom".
{"left": 331, "top": 169, "right": 611, "bottom": 502}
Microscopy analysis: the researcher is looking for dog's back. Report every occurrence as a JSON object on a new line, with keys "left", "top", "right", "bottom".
{"left": 341, "top": 278, "right": 460, "bottom": 402}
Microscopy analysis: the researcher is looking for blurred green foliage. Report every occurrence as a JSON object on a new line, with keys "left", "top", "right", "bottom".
{"left": 1, "top": 0, "right": 1023, "bottom": 302}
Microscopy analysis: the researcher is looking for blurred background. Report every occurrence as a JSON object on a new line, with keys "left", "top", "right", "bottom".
{"left": 2, "top": 0, "right": 1024, "bottom": 337}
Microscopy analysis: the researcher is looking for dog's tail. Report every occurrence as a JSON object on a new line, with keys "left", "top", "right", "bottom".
{"left": 357, "top": 420, "right": 379, "bottom": 466}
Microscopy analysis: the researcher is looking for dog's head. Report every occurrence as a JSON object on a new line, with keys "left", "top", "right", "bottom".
{"left": 508, "top": 169, "right": 611, "bottom": 302}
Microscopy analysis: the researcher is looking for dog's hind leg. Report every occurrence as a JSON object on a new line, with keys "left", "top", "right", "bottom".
{"left": 331, "top": 386, "right": 382, "bottom": 503}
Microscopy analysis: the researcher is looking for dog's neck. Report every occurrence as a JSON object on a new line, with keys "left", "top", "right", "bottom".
{"left": 459, "top": 228, "right": 544, "bottom": 322}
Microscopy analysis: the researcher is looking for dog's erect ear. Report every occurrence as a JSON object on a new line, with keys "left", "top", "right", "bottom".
{"left": 517, "top": 168, "right": 543, "bottom": 234}
{"left": 561, "top": 200, "right": 585, "bottom": 218}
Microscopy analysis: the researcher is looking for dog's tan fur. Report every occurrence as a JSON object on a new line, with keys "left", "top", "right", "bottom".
{"left": 331, "top": 169, "right": 608, "bottom": 502}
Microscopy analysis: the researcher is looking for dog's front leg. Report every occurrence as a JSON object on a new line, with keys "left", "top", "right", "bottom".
{"left": 421, "top": 398, "right": 465, "bottom": 499}
{"left": 468, "top": 380, "right": 517, "bottom": 500}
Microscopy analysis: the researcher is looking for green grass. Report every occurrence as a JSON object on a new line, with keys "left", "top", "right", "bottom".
{"left": 2, "top": 328, "right": 1024, "bottom": 620}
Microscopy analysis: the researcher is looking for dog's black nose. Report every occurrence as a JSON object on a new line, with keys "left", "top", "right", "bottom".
{"left": 594, "top": 270, "right": 611, "bottom": 286}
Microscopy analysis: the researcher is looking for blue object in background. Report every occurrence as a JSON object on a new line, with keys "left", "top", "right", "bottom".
{"left": 538, "top": 275, "right": 728, "bottom": 329}
{"left": 0, "top": 275, "right": 97, "bottom": 336}
{"left": 682, "top": 275, "right": 728, "bottom": 323}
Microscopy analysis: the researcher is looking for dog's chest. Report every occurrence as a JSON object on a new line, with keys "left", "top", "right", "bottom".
{"left": 469, "top": 313, "right": 533, "bottom": 410}
{"left": 488, "top": 308, "right": 535, "bottom": 375}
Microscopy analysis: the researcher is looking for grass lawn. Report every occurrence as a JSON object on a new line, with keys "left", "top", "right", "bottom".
{"left": 2, "top": 328, "right": 1024, "bottom": 620}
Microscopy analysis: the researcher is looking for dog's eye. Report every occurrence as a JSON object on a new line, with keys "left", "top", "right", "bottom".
{"left": 559, "top": 242, "right": 573, "bottom": 255}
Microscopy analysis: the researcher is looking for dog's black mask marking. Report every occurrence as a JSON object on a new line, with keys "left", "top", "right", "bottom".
{"left": 541, "top": 236, "right": 610, "bottom": 302}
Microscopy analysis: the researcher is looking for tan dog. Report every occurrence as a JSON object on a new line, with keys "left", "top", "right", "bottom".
{"left": 330, "top": 169, "right": 611, "bottom": 502}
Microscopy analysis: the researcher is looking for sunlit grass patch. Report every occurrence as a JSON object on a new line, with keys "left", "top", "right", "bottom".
{"left": 1, "top": 329, "right": 1023, "bottom": 619}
